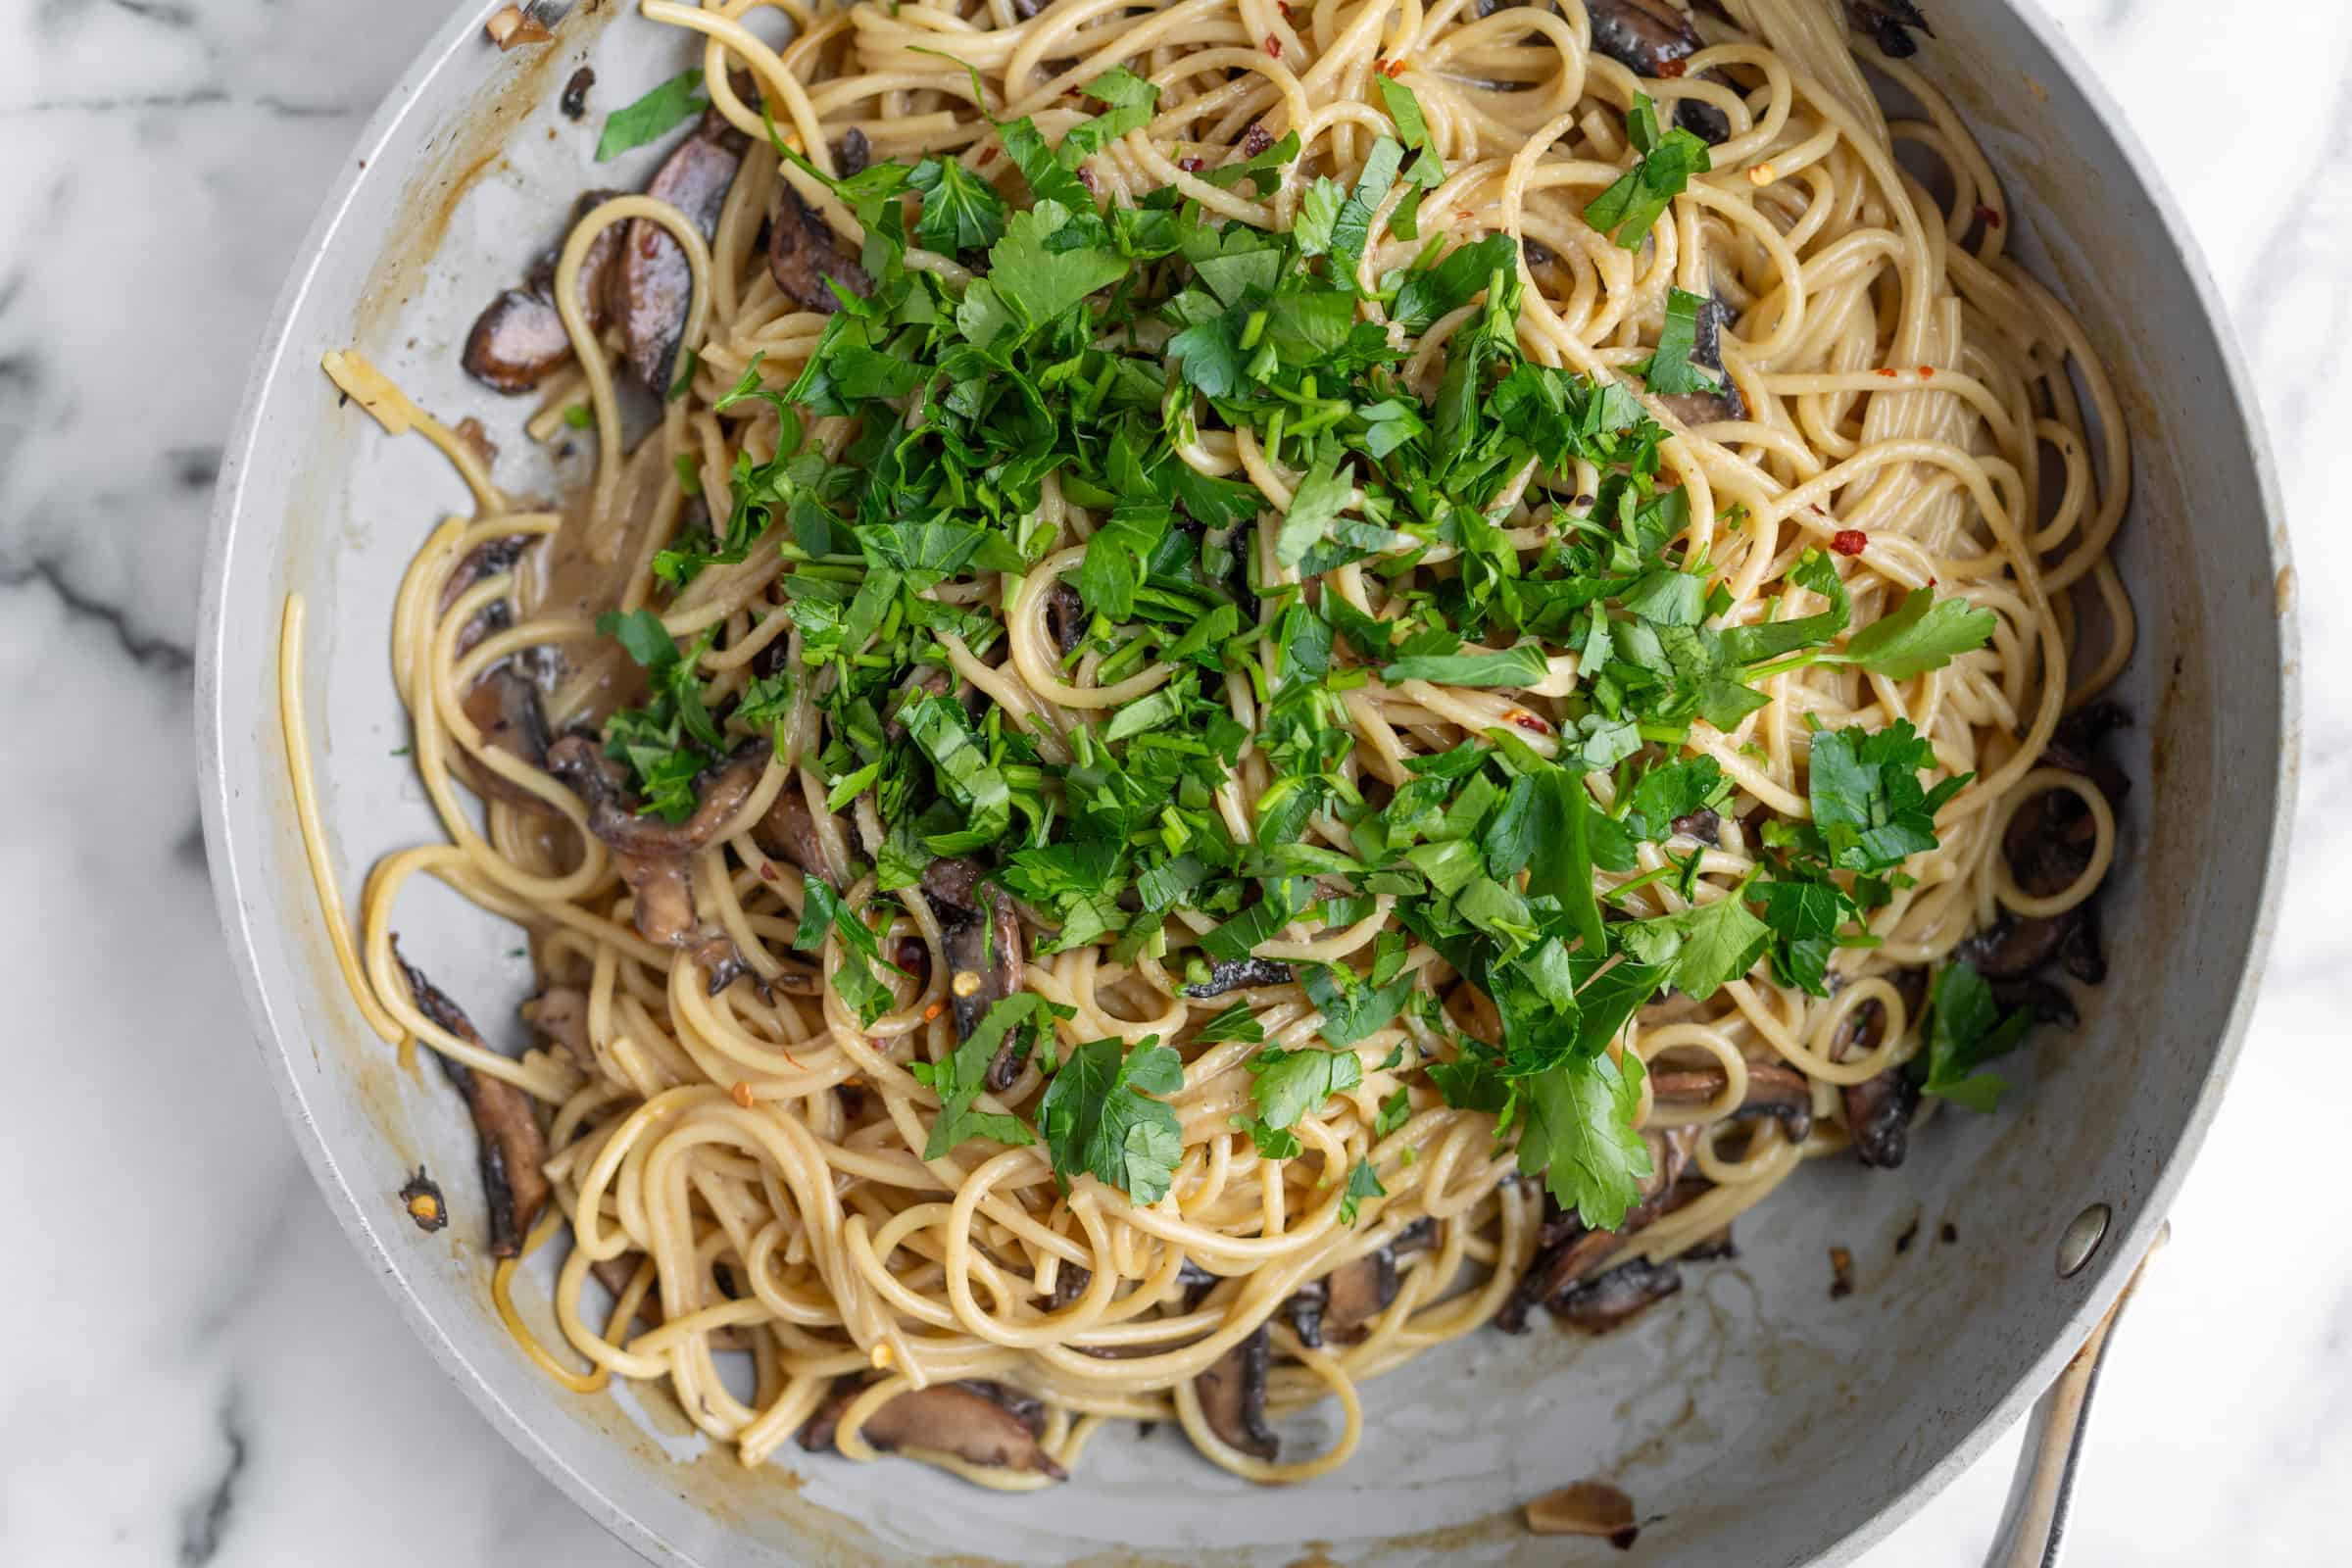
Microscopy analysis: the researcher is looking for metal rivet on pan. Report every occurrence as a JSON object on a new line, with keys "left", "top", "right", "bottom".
{"left": 2056, "top": 1203, "right": 2111, "bottom": 1278}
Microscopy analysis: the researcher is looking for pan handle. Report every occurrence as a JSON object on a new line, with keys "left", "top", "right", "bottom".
{"left": 1984, "top": 1220, "right": 2169, "bottom": 1568}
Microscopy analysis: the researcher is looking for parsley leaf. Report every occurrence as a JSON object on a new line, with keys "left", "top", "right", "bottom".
{"left": 909, "top": 994, "right": 1051, "bottom": 1157}
{"left": 1519, "top": 1052, "right": 1651, "bottom": 1229}
{"left": 956, "top": 199, "right": 1130, "bottom": 349}
{"left": 1837, "top": 587, "right": 1998, "bottom": 678}
{"left": 1642, "top": 287, "right": 1723, "bottom": 395}
{"left": 909, "top": 156, "right": 1009, "bottom": 252}
{"left": 1248, "top": 1043, "right": 1364, "bottom": 1134}
{"left": 596, "top": 70, "right": 707, "bottom": 161}
{"left": 1339, "top": 1157, "right": 1387, "bottom": 1225}
{"left": 1584, "top": 95, "right": 1711, "bottom": 249}
{"left": 1382, "top": 639, "right": 1550, "bottom": 688}
{"left": 1618, "top": 891, "right": 1772, "bottom": 1000}
{"left": 1917, "top": 960, "right": 2034, "bottom": 1111}
{"left": 1038, "top": 1036, "right": 1186, "bottom": 1201}
{"left": 1806, "top": 719, "right": 1971, "bottom": 873}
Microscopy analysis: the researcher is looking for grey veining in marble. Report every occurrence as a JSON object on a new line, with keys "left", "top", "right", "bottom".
{"left": 0, "top": 1, "right": 2345, "bottom": 1564}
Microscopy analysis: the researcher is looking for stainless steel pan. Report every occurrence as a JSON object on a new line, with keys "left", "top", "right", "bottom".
{"left": 196, "top": 2, "right": 2299, "bottom": 1562}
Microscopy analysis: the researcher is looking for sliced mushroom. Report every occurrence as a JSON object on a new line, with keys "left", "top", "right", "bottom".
{"left": 1951, "top": 914, "right": 2065, "bottom": 980}
{"left": 461, "top": 290, "right": 573, "bottom": 394}
{"left": 834, "top": 126, "right": 871, "bottom": 178}
{"left": 394, "top": 948, "right": 550, "bottom": 1257}
{"left": 1283, "top": 1279, "right": 1328, "bottom": 1348}
{"left": 921, "top": 858, "right": 1026, "bottom": 1089}
{"left": 1649, "top": 1058, "right": 1814, "bottom": 1144}
{"left": 560, "top": 66, "right": 595, "bottom": 121}
{"left": 2056, "top": 901, "right": 2106, "bottom": 985}
{"left": 612, "top": 111, "right": 748, "bottom": 393}
{"left": 1655, "top": 294, "right": 1747, "bottom": 426}
{"left": 459, "top": 664, "right": 555, "bottom": 809}
{"left": 1321, "top": 1249, "right": 1400, "bottom": 1345}
{"left": 1584, "top": 0, "right": 1732, "bottom": 141}
{"left": 1584, "top": 0, "right": 1702, "bottom": 78}
{"left": 803, "top": 1380, "right": 1065, "bottom": 1478}
{"left": 754, "top": 786, "right": 838, "bottom": 884}
{"left": 590, "top": 1252, "right": 663, "bottom": 1330}
{"left": 1499, "top": 1128, "right": 1691, "bottom": 1333}
{"left": 462, "top": 192, "right": 625, "bottom": 394}
{"left": 1845, "top": 0, "right": 1934, "bottom": 59}
{"left": 1843, "top": 1066, "right": 1920, "bottom": 1170}
{"left": 1549, "top": 1256, "right": 1684, "bottom": 1332}
{"left": 2045, "top": 702, "right": 2132, "bottom": 808}
{"left": 521, "top": 986, "right": 592, "bottom": 1068}
{"left": 1183, "top": 956, "right": 1296, "bottom": 998}
{"left": 1669, "top": 807, "right": 1721, "bottom": 845}
{"left": 768, "top": 184, "right": 871, "bottom": 314}
{"left": 1394, "top": 1216, "right": 1438, "bottom": 1255}
{"left": 1194, "top": 1327, "right": 1277, "bottom": 1461}
{"left": 1046, "top": 580, "right": 1090, "bottom": 658}
{"left": 546, "top": 733, "right": 765, "bottom": 951}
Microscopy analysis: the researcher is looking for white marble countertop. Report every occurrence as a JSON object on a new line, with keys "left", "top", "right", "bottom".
{"left": 0, "top": 1, "right": 2342, "bottom": 1563}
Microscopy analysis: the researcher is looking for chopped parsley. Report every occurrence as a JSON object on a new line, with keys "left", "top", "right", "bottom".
{"left": 574, "top": 85, "right": 2001, "bottom": 1225}
{"left": 595, "top": 70, "right": 708, "bottom": 162}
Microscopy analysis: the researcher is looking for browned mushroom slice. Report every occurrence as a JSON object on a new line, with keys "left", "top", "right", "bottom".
{"left": 459, "top": 664, "right": 555, "bottom": 809}
{"left": 800, "top": 1379, "right": 1062, "bottom": 1475}
{"left": 754, "top": 787, "right": 835, "bottom": 882}
{"left": 546, "top": 733, "right": 766, "bottom": 949}
{"left": 1669, "top": 806, "right": 1721, "bottom": 845}
{"left": 1321, "top": 1249, "right": 1400, "bottom": 1345}
{"left": 848, "top": 1381, "right": 1068, "bottom": 1478}
{"left": 768, "top": 185, "right": 871, "bottom": 314}
{"left": 1283, "top": 1279, "right": 1328, "bottom": 1348}
{"left": 1394, "top": 1215, "right": 1438, "bottom": 1255}
{"left": 834, "top": 126, "right": 871, "bottom": 177}
{"left": 1585, "top": 0, "right": 1701, "bottom": 77}
{"left": 1584, "top": 1, "right": 1731, "bottom": 141}
{"left": 612, "top": 111, "right": 749, "bottom": 392}
{"left": 1194, "top": 1328, "right": 1277, "bottom": 1460}
{"left": 1843, "top": 1066, "right": 1920, "bottom": 1169}
{"left": 1656, "top": 294, "right": 1746, "bottom": 425}
{"left": 560, "top": 66, "right": 595, "bottom": 121}
{"left": 523, "top": 189, "right": 627, "bottom": 327}
{"left": 1650, "top": 1058, "right": 1814, "bottom": 1143}
{"left": 521, "top": 986, "right": 592, "bottom": 1068}
{"left": 2056, "top": 902, "right": 2105, "bottom": 985}
{"left": 1549, "top": 1257, "right": 1683, "bottom": 1332}
{"left": 590, "top": 1252, "right": 663, "bottom": 1329}
{"left": 1046, "top": 580, "right": 1090, "bottom": 658}
{"left": 1183, "top": 956, "right": 1296, "bottom": 999}
{"left": 394, "top": 948, "right": 551, "bottom": 1258}
{"left": 1845, "top": 0, "right": 1934, "bottom": 59}
{"left": 1498, "top": 1128, "right": 1691, "bottom": 1332}
{"left": 921, "top": 858, "right": 1027, "bottom": 1089}
{"left": 2044, "top": 702, "right": 2132, "bottom": 808}
{"left": 462, "top": 289, "right": 573, "bottom": 394}
{"left": 1951, "top": 913, "right": 2070, "bottom": 980}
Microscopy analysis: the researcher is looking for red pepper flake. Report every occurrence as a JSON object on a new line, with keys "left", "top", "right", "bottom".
{"left": 1656, "top": 57, "right": 1688, "bottom": 78}
{"left": 759, "top": 861, "right": 779, "bottom": 882}
{"left": 1077, "top": 164, "right": 1099, "bottom": 194}
{"left": 1278, "top": 0, "right": 1293, "bottom": 17}
{"left": 1264, "top": 32, "right": 1281, "bottom": 56}
{"left": 1917, "top": 365, "right": 1934, "bottom": 378}
{"left": 1503, "top": 709, "right": 1554, "bottom": 735}
{"left": 978, "top": 144, "right": 999, "bottom": 166}
{"left": 1874, "top": 368, "right": 1898, "bottom": 378}
{"left": 1975, "top": 204, "right": 2003, "bottom": 229}
{"left": 1241, "top": 123, "right": 1272, "bottom": 158}
{"left": 1381, "top": 57, "right": 1407, "bottom": 78}
{"left": 1179, "top": 155, "right": 1204, "bottom": 173}
{"left": 1831, "top": 529, "right": 1868, "bottom": 557}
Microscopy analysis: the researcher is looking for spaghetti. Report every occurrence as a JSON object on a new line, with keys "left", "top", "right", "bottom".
{"left": 296, "top": 0, "right": 2131, "bottom": 1489}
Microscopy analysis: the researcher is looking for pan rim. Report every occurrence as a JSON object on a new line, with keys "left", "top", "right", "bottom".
{"left": 193, "top": 1, "right": 2300, "bottom": 1563}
